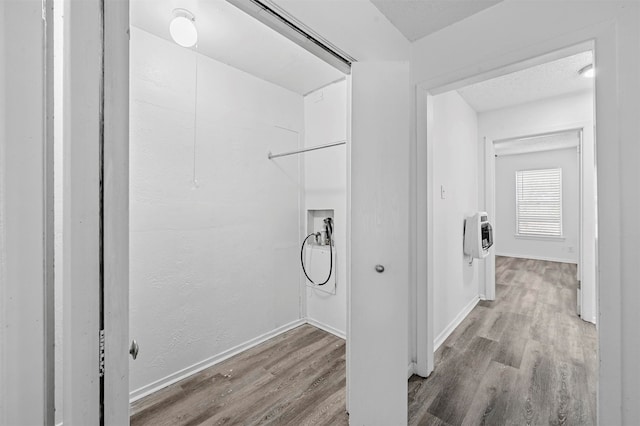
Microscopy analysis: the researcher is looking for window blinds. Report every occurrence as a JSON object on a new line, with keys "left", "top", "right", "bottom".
{"left": 515, "top": 168, "right": 562, "bottom": 237}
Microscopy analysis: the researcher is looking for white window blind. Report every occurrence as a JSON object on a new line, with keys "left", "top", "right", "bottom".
{"left": 515, "top": 168, "right": 562, "bottom": 237}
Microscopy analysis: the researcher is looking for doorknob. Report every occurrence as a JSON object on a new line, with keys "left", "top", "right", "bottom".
{"left": 375, "top": 264, "right": 385, "bottom": 273}
{"left": 129, "top": 339, "right": 139, "bottom": 360}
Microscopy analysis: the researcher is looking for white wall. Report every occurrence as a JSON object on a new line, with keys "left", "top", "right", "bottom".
{"left": 432, "top": 91, "right": 480, "bottom": 345}
{"left": 303, "top": 80, "right": 348, "bottom": 337}
{"left": 129, "top": 28, "right": 303, "bottom": 396}
{"left": 495, "top": 147, "right": 579, "bottom": 264}
{"left": 479, "top": 92, "right": 593, "bottom": 141}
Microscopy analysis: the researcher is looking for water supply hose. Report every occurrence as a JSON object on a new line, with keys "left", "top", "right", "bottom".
{"left": 300, "top": 233, "right": 333, "bottom": 286}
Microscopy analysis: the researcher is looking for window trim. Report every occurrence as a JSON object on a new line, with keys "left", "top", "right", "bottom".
{"left": 514, "top": 234, "right": 565, "bottom": 241}
{"left": 515, "top": 167, "right": 563, "bottom": 238}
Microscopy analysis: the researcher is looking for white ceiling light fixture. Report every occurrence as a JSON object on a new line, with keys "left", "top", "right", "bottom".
{"left": 579, "top": 64, "right": 595, "bottom": 78}
{"left": 170, "top": 8, "right": 198, "bottom": 48}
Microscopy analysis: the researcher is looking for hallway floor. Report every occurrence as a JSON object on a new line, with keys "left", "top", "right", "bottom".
{"left": 408, "top": 256, "right": 597, "bottom": 425}
{"left": 131, "top": 256, "right": 596, "bottom": 425}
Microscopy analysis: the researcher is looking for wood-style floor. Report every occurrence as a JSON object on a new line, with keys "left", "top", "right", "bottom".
{"left": 408, "top": 256, "right": 597, "bottom": 425}
{"left": 130, "top": 325, "right": 348, "bottom": 426}
{"left": 131, "top": 256, "right": 596, "bottom": 426}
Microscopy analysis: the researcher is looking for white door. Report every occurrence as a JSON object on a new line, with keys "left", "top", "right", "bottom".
{"left": 1, "top": 1, "right": 55, "bottom": 424}
{"left": 349, "top": 62, "right": 410, "bottom": 425}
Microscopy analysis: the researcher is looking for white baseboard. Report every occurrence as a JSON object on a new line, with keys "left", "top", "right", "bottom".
{"left": 495, "top": 252, "right": 577, "bottom": 264}
{"left": 129, "top": 318, "right": 306, "bottom": 403}
{"left": 407, "top": 362, "right": 416, "bottom": 379}
{"left": 434, "top": 296, "right": 480, "bottom": 351}
{"left": 304, "top": 317, "right": 346, "bottom": 340}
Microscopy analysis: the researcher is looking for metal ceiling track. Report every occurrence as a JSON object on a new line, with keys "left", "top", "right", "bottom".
{"left": 226, "top": 0, "right": 355, "bottom": 74}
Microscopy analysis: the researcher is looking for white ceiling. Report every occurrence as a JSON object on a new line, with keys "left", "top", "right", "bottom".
{"left": 457, "top": 51, "right": 594, "bottom": 113}
{"left": 370, "top": 0, "right": 502, "bottom": 42}
{"left": 271, "top": 0, "right": 411, "bottom": 61}
{"left": 130, "top": 0, "right": 346, "bottom": 95}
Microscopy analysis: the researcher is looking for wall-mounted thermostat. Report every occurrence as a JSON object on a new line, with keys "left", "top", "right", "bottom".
{"left": 464, "top": 212, "right": 493, "bottom": 259}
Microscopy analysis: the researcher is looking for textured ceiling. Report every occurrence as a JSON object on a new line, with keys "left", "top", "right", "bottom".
{"left": 271, "top": 0, "right": 411, "bottom": 61}
{"left": 371, "top": 0, "right": 502, "bottom": 42}
{"left": 457, "top": 51, "right": 594, "bottom": 113}
{"left": 130, "top": 0, "right": 345, "bottom": 95}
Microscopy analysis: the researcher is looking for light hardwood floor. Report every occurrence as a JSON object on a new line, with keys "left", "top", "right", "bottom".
{"left": 131, "top": 256, "right": 596, "bottom": 425}
{"left": 130, "top": 325, "right": 348, "bottom": 426}
{"left": 408, "top": 256, "right": 597, "bottom": 425}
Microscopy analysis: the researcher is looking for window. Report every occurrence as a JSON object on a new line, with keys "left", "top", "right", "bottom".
{"left": 515, "top": 168, "right": 562, "bottom": 237}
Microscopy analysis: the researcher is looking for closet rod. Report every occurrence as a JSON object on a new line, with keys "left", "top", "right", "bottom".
{"left": 268, "top": 140, "right": 346, "bottom": 159}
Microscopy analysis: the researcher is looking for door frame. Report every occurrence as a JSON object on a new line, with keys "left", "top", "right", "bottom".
{"left": 1, "top": 1, "right": 55, "bottom": 424}
{"left": 103, "top": 1, "right": 130, "bottom": 424}
{"left": 415, "top": 40, "right": 599, "bottom": 376}
{"left": 483, "top": 125, "right": 595, "bottom": 323}
{"left": 63, "top": 0, "right": 129, "bottom": 424}
{"left": 414, "top": 16, "right": 628, "bottom": 420}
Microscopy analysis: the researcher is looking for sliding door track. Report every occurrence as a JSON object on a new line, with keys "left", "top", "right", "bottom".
{"left": 226, "top": 0, "right": 355, "bottom": 74}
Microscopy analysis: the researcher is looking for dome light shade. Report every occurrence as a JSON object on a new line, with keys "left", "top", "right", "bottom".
{"left": 170, "top": 9, "right": 197, "bottom": 47}
{"left": 579, "top": 64, "right": 594, "bottom": 78}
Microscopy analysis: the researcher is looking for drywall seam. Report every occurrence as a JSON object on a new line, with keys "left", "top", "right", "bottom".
{"left": 434, "top": 296, "right": 479, "bottom": 350}
{"left": 495, "top": 252, "right": 577, "bottom": 265}
{"left": 129, "top": 319, "right": 305, "bottom": 403}
{"left": 304, "top": 318, "right": 345, "bottom": 340}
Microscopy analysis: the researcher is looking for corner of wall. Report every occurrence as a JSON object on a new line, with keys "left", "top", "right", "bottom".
{"left": 301, "top": 78, "right": 348, "bottom": 337}
{"left": 433, "top": 296, "right": 479, "bottom": 350}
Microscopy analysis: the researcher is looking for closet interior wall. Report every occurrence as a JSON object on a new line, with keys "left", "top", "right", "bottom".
{"left": 302, "top": 80, "right": 348, "bottom": 337}
{"left": 129, "top": 27, "right": 304, "bottom": 399}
